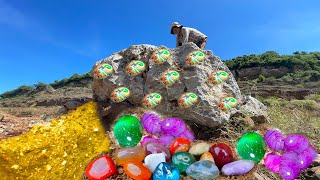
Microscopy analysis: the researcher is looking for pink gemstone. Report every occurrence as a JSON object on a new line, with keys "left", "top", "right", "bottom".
{"left": 141, "top": 136, "right": 159, "bottom": 146}
{"left": 298, "top": 146, "right": 318, "bottom": 170}
{"left": 161, "top": 117, "right": 187, "bottom": 137}
{"left": 145, "top": 142, "right": 171, "bottom": 160}
{"left": 159, "top": 134, "right": 175, "bottom": 146}
{"left": 264, "top": 153, "right": 281, "bottom": 173}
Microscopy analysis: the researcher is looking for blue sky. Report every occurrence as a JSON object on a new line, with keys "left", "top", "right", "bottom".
{"left": 0, "top": 0, "right": 320, "bottom": 94}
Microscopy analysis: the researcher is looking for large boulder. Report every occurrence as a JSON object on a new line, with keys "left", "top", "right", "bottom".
{"left": 93, "top": 43, "right": 246, "bottom": 127}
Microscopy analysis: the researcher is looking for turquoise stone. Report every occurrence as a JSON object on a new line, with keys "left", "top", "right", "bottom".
{"left": 186, "top": 160, "right": 219, "bottom": 180}
{"left": 113, "top": 115, "right": 143, "bottom": 147}
{"left": 237, "top": 132, "right": 266, "bottom": 163}
{"left": 172, "top": 152, "right": 196, "bottom": 174}
{"left": 153, "top": 162, "right": 180, "bottom": 180}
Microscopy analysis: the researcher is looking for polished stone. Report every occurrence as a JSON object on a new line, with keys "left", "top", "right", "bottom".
{"left": 209, "top": 143, "right": 234, "bottom": 169}
{"left": 144, "top": 153, "right": 166, "bottom": 172}
{"left": 200, "top": 152, "right": 215, "bottom": 163}
{"left": 123, "top": 162, "right": 152, "bottom": 180}
{"left": 237, "top": 132, "right": 266, "bottom": 163}
{"left": 189, "top": 142, "right": 210, "bottom": 156}
{"left": 170, "top": 138, "right": 191, "bottom": 155}
{"left": 114, "top": 146, "right": 146, "bottom": 165}
{"left": 145, "top": 142, "right": 171, "bottom": 161}
{"left": 85, "top": 155, "right": 117, "bottom": 180}
{"left": 221, "top": 160, "right": 255, "bottom": 176}
{"left": 172, "top": 152, "right": 196, "bottom": 174}
{"left": 153, "top": 162, "right": 180, "bottom": 180}
{"left": 186, "top": 160, "right": 219, "bottom": 180}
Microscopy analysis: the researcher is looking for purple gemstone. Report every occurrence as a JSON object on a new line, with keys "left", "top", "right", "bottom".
{"left": 161, "top": 117, "right": 187, "bottom": 137}
{"left": 159, "top": 134, "right": 175, "bottom": 146}
{"left": 298, "top": 146, "right": 318, "bottom": 170}
{"left": 179, "top": 130, "right": 195, "bottom": 142}
{"left": 144, "top": 142, "right": 171, "bottom": 160}
{"left": 141, "top": 113, "right": 161, "bottom": 135}
{"left": 281, "top": 151, "right": 299, "bottom": 167}
{"left": 264, "top": 129, "right": 285, "bottom": 151}
{"left": 284, "top": 134, "right": 310, "bottom": 153}
{"left": 221, "top": 160, "right": 255, "bottom": 176}
{"left": 141, "top": 136, "right": 159, "bottom": 146}
{"left": 264, "top": 153, "right": 281, "bottom": 173}
{"left": 279, "top": 160, "right": 300, "bottom": 180}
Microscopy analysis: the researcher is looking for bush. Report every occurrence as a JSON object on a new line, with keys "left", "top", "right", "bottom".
{"left": 0, "top": 85, "right": 34, "bottom": 99}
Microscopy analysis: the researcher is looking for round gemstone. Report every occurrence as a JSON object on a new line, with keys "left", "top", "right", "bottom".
{"left": 113, "top": 115, "right": 142, "bottom": 147}
{"left": 209, "top": 143, "right": 234, "bottom": 169}
{"left": 237, "top": 132, "right": 266, "bottom": 163}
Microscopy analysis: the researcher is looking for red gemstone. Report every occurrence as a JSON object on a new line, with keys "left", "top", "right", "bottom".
{"left": 209, "top": 143, "right": 234, "bottom": 169}
{"left": 85, "top": 155, "right": 117, "bottom": 180}
{"left": 170, "top": 137, "right": 191, "bottom": 155}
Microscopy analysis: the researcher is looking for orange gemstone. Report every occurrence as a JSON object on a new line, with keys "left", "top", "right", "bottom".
{"left": 123, "top": 162, "right": 152, "bottom": 180}
{"left": 114, "top": 147, "right": 146, "bottom": 165}
{"left": 200, "top": 152, "right": 215, "bottom": 163}
{"left": 170, "top": 137, "right": 191, "bottom": 155}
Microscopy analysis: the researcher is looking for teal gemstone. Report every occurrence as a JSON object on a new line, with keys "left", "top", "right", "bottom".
{"left": 186, "top": 160, "right": 219, "bottom": 180}
{"left": 153, "top": 162, "right": 180, "bottom": 180}
{"left": 237, "top": 132, "right": 266, "bottom": 163}
{"left": 172, "top": 152, "right": 196, "bottom": 174}
{"left": 113, "top": 115, "right": 143, "bottom": 147}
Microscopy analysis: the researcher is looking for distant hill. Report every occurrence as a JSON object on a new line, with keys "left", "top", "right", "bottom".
{"left": 1, "top": 51, "right": 319, "bottom": 99}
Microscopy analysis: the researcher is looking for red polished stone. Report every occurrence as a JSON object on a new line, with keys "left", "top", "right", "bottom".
{"left": 85, "top": 155, "right": 117, "bottom": 180}
{"left": 209, "top": 143, "right": 234, "bottom": 169}
{"left": 170, "top": 137, "right": 191, "bottom": 155}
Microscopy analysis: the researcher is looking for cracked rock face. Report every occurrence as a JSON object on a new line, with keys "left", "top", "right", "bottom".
{"left": 92, "top": 43, "right": 243, "bottom": 127}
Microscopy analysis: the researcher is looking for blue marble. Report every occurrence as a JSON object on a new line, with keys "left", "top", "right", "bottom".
{"left": 186, "top": 160, "right": 219, "bottom": 180}
{"left": 153, "top": 162, "right": 180, "bottom": 180}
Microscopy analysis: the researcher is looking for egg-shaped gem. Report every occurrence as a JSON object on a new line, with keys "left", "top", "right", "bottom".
{"left": 160, "top": 70, "right": 180, "bottom": 85}
{"left": 85, "top": 155, "right": 117, "bottom": 180}
{"left": 237, "top": 132, "right": 266, "bottom": 163}
{"left": 209, "top": 143, "right": 234, "bottom": 169}
{"left": 151, "top": 49, "right": 171, "bottom": 64}
{"left": 264, "top": 129, "right": 285, "bottom": 151}
{"left": 113, "top": 115, "right": 143, "bottom": 147}
{"left": 279, "top": 161, "right": 300, "bottom": 180}
{"left": 284, "top": 134, "right": 310, "bottom": 153}
{"left": 210, "top": 70, "right": 229, "bottom": 84}
{"left": 264, "top": 153, "right": 281, "bottom": 173}
{"left": 141, "top": 113, "right": 162, "bottom": 135}
{"left": 123, "top": 162, "right": 152, "bottom": 180}
{"left": 170, "top": 138, "right": 191, "bottom": 155}
{"left": 114, "top": 146, "right": 146, "bottom": 165}
{"left": 93, "top": 63, "right": 113, "bottom": 79}
{"left": 219, "top": 97, "right": 238, "bottom": 111}
{"left": 126, "top": 60, "right": 146, "bottom": 76}
{"left": 298, "top": 146, "right": 318, "bottom": 170}
{"left": 110, "top": 87, "right": 130, "bottom": 102}
{"left": 186, "top": 51, "right": 205, "bottom": 65}
{"left": 161, "top": 117, "right": 187, "bottom": 137}
{"left": 178, "top": 93, "right": 198, "bottom": 108}
{"left": 143, "top": 93, "right": 162, "bottom": 108}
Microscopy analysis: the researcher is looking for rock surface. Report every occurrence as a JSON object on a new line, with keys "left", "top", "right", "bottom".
{"left": 93, "top": 43, "right": 245, "bottom": 127}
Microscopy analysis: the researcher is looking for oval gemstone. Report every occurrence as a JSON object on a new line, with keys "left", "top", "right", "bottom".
{"left": 186, "top": 50, "right": 205, "bottom": 65}
{"left": 298, "top": 146, "right": 318, "bottom": 170}
{"left": 279, "top": 161, "right": 300, "bottom": 180}
{"left": 159, "top": 134, "right": 175, "bottom": 147}
{"left": 151, "top": 49, "right": 171, "bottom": 64}
{"left": 160, "top": 70, "right": 180, "bottom": 86}
{"left": 161, "top": 117, "right": 187, "bottom": 137}
{"left": 209, "top": 143, "right": 234, "bottom": 169}
{"left": 113, "top": 115, "right": 142, "bottom": 147}
{"left": 209, "top": 70, "right": 229, "bottom": 84}
{"left": 284, "top": 134, "right": 310, "bottom": 153}
{"left": 264, "top": 129, "right": 285, "bottom": 151}
{"left": 200, "top": 152, "right": 215, "bottom": 163}
{"left": 264, "top": 153, "right": 281, "bottom": 173}
{"left": 178, "top": 93, "right": 198, "bottom": 108}
{"left": 85, "top": 155, "right": 117, "bottom": 180}
{"left": 221, "top": 160, "right": 255, "bottom": 176}
{"left": 110, "top": 87, "right": 130, "bottom": 102}
{"left": 144, "top": 153, "right": 166, "bottom": 172}
{"left": 170, "top": 138, "right": 191, "bottom": 155}
{"left": 145, "top": 142, "right": 171, "bottom": 161}
{"left": 153, "top": 162, "right": 180, "bottom": 180}
{"left": 143, "top": 93, "right": 162, "bottom": 108}
{"left": 123, "top": 162, "right": 152, "bottom": 180}
{"left": 93, "top": 63, "right": 113, "bottom": 79}
{"left": 126, "top": 60, "right": 146, "bottom": 76}
{"left": 114, "top": 146, "right": 146, "bottom": 165}
{"left": 186, "top": 160, "right": 219, "bottom": 180}
{"left": 141, "top": 113, "right": 162, "bottom": 135}
{"left": 189, "top": 142, "right": 210, "bottom": 156}
{"left": 237, "top": 132, "right": 266, "bottom": 163}
{"left": 172, "top": 152, "right": 196, "bottom": 174}
{"left": 219, "top": 97, "right": 238, "bottom": 111}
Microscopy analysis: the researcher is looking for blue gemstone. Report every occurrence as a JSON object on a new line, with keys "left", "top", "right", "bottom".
{"left": 153, "top": 162, "right": 180, "bottom": 180}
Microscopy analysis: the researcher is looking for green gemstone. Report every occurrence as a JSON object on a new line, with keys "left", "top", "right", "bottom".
{"left": 236, "top": 132, "right": 266, "bottom": 163}
{"left": 172, "top": 152, "right": 196, "bottom": 174}
{"left": 113, "top": 115, "right": 142, "bottom": 147}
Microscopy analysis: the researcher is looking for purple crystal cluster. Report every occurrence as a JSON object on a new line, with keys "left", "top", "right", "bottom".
{"left": 264, "top": 129, "right": 318, "bottom": 180}
{"left": 140, "top": 113, "right": 195, "bottom": 146}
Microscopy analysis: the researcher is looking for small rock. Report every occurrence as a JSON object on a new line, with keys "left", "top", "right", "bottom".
{"left": 114, "top": 146, "right": 146, "bottom": 165}
{"left": 172, "top": 152, "right": 195, "bottom": 174}
{"left": 145, "top": 142, "right": 171, "bottom": 161}
{"left": 186, "top": 160, "right": 219, "bottom": 180}
{"left": 0, "top": 115, "right": 4, "bottom": 121}
{"left": 189, "top": 142, "right": 210, "bottom": 156}
{"left": 85, "top": 155, "right": 117, "bottom": 180}
{"left": 123, "top": 162, "right": 152, "bottom": 180}
{"left": 200, "top": 152, "right": 215, "bottom": 163}
{"left": 64, "top": 100, "right": 80, "bottom": 110}
{"left": 144, "top": 153, "right": 166, "bottom": 172}
{"left": 153, "top": 162, "right": 180, "bottom": 180}
{"left": 221, "top": 160, "right": 255, "bottom": 176}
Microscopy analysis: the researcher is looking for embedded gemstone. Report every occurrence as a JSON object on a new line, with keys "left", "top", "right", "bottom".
{"left": 209, "top": 143, "right": 234, "bottom": 169}
{"left": 153, "top": 162, "right": 180, "bottom": 180}
{"left": 221, "top": 160, "right": 255, "bottom": 176}
{"left": 114, "top": 146, "right": 146, "bottom": 165}
{"left": 113, "top": 115, "right": 143, "bottom": 147}
{"left": 171, "top": 152, "right": 196, "bottom": 174}
{"left": 85, "top": 155, "right": 117, "bottom": 180}
{"left": 123, "top": 162, "right": 152, "bottom": 180}
{"left": 237, "top": 132, "right": 266, "bottom": 163}
{"left": 186, "top": 160, "right": 219, "bottom": 180}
